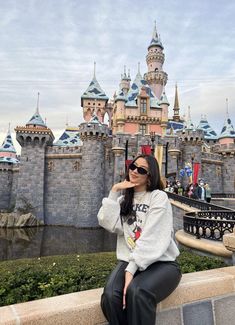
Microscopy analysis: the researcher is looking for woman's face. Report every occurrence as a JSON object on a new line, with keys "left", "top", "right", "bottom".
{"left": 129, "top": 157, "right": 149, "bottom": 189}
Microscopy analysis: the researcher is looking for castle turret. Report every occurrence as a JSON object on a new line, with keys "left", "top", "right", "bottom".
{"left": 78, "top": 114, "right": 109, "bottom": 227}
{"left": 14, "top": 94, "right": 54, "bottom": 221}
{"left": 178, "top": 128, "right": 204, "bottom": 187}
{"left": 0, "top": 126, "right": 19, "bottom": 211}
{"left": 81, "top": 62, "right": 109, "bottom": 123}
{"left": 159, "top": 85, "right": 170, "bottom": 135}
{"left": 119, "top": 66, "right": 131, "bottom": 95}
{"left": 144, "top": 22, "right": 168, "bottom": 98}
{"left": 215, "top": 99, "right": 235, "bottom": 193}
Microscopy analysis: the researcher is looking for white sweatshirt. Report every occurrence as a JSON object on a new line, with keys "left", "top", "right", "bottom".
{"left": 97, "top": 189, "right": 180, "bottom": 275}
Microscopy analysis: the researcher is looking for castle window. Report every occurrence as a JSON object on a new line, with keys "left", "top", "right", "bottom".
{"left": 155, "top": 68, "right": 158, "bottom": 71}
{"left": 98, "top": 103, "right": 101, "bottom": 106}
{"left": 140, "top": 98, "right": 147, "bottom": 114}
{"left": 139, "top": 124, "right": 146, "bottom": 136}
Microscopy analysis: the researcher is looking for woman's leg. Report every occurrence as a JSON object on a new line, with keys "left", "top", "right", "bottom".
{"left": 101, "top": 261, "right": 128, "bottom": 325}
{"left": 126, "top": 261, "right": 182, "bottom": 325}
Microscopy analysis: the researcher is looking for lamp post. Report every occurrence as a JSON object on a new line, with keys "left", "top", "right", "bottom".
{"left": 150, "top": 131, "right": 155, "bottom": 156}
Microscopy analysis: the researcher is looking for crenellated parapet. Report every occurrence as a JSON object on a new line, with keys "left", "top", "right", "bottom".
{"left": 78, "top": 122, "right": 109, "bottom": 142}
{"left": 146, "top": 51, "right": 165, "bottom": 65}
{"left": 178, "top": 129, "right": 204, "bottom": 145}
{"left": 213, "top": 143, "right": 235, "bottom": 156}
{"left": 143, "top": 70, "right": 168, "bottom": 86}
{"left": 15, "top": 126, "right": 54, "bottom": 147}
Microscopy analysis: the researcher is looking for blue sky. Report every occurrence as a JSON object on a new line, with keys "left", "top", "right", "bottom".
{"left": 0, "top": 0, "right": 235, "bottom": 153}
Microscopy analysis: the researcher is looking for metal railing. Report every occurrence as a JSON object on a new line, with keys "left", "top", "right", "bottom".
{"left": 184, "top": 211, "right": 235, "bottom": 241}
{"left": 166, "top": 192, "right": 235, "bottom": 241}
{"left": 166, "top": 192, "right": 230, "bottom": 211}
{"left": 211, "top": 193, "right": 235, "bottom": 198}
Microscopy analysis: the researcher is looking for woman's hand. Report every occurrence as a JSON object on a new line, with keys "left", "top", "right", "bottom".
{"left": 123, "top": 271, "right": 133, "bottom": 310}
{"left": 112, "top": 180, "right": 138, "bottom": 192}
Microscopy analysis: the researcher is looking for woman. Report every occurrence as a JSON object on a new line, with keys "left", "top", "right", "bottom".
{"left": 97, "top": 155, "right": 181, "bottom": 325}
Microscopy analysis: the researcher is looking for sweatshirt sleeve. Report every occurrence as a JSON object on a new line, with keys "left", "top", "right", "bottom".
{"left": 97, "top": 191, "right": 124, "bottom": 235}
{"left": 125, "top": 190, "right": 173, "bottom": 275}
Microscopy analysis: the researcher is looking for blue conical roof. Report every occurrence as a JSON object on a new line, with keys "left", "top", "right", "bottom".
{"left": 125, "top": 71, "right": 160, "bottom": 108}
{"left": 26, "top": 112, "right": 46, "bottom": 127}
{"left": 148, "top": 22, "right": 164, "bottom": 50}
{"left": 54, "top": 127, "right": 82, "bottom": 147}
{"left": 197, "top": 116, "right": 217, "bottom": 139}
{"left": 219, "top": 114, "right": 235, "bottom": 139}
{"left": 0, "top": 128, "right": 16, "bottom": 153}
{"left": 81, "top": 76, "right": 109, "bottom": 103}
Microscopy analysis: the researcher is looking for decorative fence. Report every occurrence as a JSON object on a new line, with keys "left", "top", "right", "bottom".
{"left": 167, "top": 192, "right": 235, "bottom": 241}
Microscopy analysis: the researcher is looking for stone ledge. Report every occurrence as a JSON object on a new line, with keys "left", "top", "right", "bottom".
{"left": 1, "top": 266, "right": 235, "bottom": 325}
{"left": 176, "top": 229, "right": 232, "bottom": 258}
{"left": 169, "top": 199, "right": 199, "bottom": 213}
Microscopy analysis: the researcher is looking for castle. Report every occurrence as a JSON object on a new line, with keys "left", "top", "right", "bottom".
{"left": 0, "top": 23, "right": 235, "bottom": 228}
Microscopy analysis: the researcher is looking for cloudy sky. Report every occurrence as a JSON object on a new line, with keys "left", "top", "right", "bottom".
{"left": 0, "top": 0, "right": 235, "bottom": 153}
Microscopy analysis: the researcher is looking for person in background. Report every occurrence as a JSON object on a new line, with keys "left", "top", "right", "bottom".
{"left": 204, "top": 183, "right": 212, "bottom": 203}
{"left": 194, "top": 180, "right": 206, "bottom": 201}
{"left": 97, "top": 154, "right": 182, "bottom": 325}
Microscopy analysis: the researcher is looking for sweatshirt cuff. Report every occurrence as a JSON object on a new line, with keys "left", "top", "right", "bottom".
{"left": 108, "top": 191, "right": 121, "bottom": 201}
{"left": 125, "top": 261, "right": 138, "bottom": 275}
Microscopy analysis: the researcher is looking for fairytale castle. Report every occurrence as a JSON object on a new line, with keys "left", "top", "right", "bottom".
{"left": 0, "top": 24, "right": 235, "bottom": 227}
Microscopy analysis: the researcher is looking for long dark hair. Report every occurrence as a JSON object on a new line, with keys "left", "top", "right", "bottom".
{"left": 120, "top": 154, "right": 164, "bottom": 217}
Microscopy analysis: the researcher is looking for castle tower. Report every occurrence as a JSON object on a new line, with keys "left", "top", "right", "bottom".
{"left": 159, "top": 85, "right": 170, "bottom": 135}
{"left": 216, "top": 99, "right": 235, "bottom": 193}
{"left": 119, "top": 66, "right": 131, "bottom": 95}
{"left": 81, "top": 62, "right": 109, "bottom": 123}
{"left": 173, "top": 84, "right": 181, "bottom": 122}
{"left": 0, "top": 124, "right": 17, "bottom": 161}
{"left": 178, "top": 128, "right": 204, "bottom": 187}
{"left": 78, "top": 114, "right": 109, "bottom": 227}
{"left": 0, "top": 126, "right": 19, "bottom": 210}
{"left": 14, "top": 94, "right": 54, "bottom": 221}
{"left": 144, "top": 22, "right": 168, "bottom": 99}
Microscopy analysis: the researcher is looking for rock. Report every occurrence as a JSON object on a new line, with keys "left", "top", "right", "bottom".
{"left": 0, "top": 212, "right": 44, "bottom": 228}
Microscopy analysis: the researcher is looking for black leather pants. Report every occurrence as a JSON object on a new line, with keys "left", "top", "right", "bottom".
{"left": 101, "top": 260, "right": 182, "bottom": 325}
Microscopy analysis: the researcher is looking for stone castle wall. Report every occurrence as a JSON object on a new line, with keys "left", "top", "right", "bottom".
{"left": 0, "top": 128, "right": 234, "bottom": 227}
{"left": 0, "top": 164, "right": 14, "bottom": 210}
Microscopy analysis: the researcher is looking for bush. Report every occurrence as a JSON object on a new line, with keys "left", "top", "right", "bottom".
{"left": 0, "top": 250, "right": 226, "bottom": 307}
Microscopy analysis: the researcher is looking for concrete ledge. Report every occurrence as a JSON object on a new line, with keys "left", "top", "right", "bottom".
{"left": 169, "top": 199, "right": 199, "bottom": 213}
{"left": 176, "top": 229, "right": 232, "bottom": 258}
{"left": 1, "top": 266, "right": 235, "bottom": 325}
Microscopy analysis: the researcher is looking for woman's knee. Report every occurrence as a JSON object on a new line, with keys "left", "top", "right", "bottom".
{"left": 127, "top": 281, "right": 155, "bottom": 304}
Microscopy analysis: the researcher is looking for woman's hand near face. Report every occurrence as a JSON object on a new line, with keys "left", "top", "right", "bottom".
{"left": 112, "top": 180, "right": 138, "bottom": 192}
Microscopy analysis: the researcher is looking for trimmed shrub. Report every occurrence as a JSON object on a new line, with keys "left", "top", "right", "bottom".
{"left": 0, "top": 250, "right": 226, "bottom": 307}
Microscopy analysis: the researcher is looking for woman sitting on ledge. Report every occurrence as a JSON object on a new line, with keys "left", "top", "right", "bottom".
{"left": 97, "top": 154, "right": 182, "bottom": 325}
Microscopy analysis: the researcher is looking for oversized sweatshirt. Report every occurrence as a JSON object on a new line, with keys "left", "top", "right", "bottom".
{"left": 97, "top": 189, "right": 180, "bottom": 275}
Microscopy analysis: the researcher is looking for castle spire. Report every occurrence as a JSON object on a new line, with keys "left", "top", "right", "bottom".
{"left": 173, "top": 83, "right": 180, "bottom": 122}
{"left": 218, "top": 98, "right": 235, "bottom": 140}
{"left": 36, "top": 92, "right": 40, "bottom": 114}
{"left": 185, "top": 106, "right": 194, "bottom": 130}
{"left": 93, "top": 61, "right": 96, "bottom": 79}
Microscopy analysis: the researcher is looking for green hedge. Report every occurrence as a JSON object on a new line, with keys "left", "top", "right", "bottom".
{"left": 0, "top": 250, "right": 226, "bottom": 307}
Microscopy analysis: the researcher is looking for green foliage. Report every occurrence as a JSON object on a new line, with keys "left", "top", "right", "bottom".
{"left": 0, "top": 250, "right": 226, "bottom": 307}
{"left": 176, "top": 248, "right": 226, "bottom": 273}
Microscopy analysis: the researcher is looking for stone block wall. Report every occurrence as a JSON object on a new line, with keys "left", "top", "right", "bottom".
{"left": 0, "top": 164, "right": 13, "bottom": 210}
{"left": 15, "top": 146, "right": 46, "bottom": 221}
{"left": 44, "top": 156, "right": 81, "bottom": 226}
{"left": 222, "top": 155, "right": 235, "bottom": 194}
{"left": 201, "top": 153, "right": 223, "bottom": 193}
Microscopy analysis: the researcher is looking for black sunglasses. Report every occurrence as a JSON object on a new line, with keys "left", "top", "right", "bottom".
{"left": 129, "top": 162, "right": 149, "bottom": 175}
